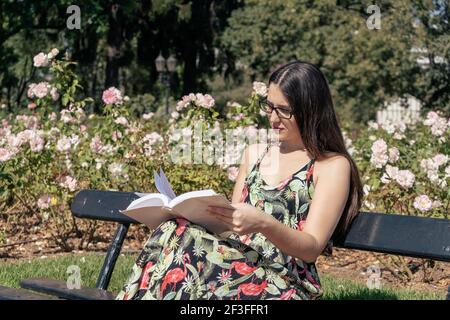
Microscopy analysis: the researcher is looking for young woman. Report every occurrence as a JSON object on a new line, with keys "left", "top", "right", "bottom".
{"left": 116, "top": 61, "right": 363, "bottom": 300}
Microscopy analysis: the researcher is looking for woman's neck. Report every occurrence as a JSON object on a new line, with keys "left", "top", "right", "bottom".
{"left": 278, "top": 140, "right": 307, "bottom": 153}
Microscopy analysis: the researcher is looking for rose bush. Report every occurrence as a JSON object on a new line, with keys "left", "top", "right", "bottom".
{"left": 0, "top": 50, "right": 448, "bottom": 267}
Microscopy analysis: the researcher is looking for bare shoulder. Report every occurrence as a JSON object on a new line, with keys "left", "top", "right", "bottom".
{"left": 313, "top": 152, "right": 351, "bottom": 185}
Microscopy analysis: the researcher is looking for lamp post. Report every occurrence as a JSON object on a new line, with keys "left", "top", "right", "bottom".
{"left": 155, "top": 53, "right": 177, "bottom": 115}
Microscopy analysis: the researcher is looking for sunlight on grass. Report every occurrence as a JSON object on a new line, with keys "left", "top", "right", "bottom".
{"left": 0, "top": 253, "right": 444, "bottom": 300}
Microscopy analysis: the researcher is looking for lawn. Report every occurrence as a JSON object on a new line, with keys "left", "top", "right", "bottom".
{"left": 0, "top": 253, "right": 444, "bottom": 300}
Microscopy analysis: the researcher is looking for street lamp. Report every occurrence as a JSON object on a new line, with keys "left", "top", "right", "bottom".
{"left": 155, "top": 53, "right": 177, "bottom": 115}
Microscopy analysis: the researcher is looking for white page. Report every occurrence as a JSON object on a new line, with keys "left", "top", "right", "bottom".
{"left": 122, "top": 193, "right": 168, "bottom": 211}
{"left": 153, "top": 169, "right": 165, "bottom": 196}
{"left": 159, "top": 167, "right": 177, "bottom": 200}
{"left": 168, "top": 189, "right": 217, "bottom": 207}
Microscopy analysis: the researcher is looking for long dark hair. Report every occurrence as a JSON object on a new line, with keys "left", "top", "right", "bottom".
{"left": 269, "top": 60, "right": 363, "bottom": 243}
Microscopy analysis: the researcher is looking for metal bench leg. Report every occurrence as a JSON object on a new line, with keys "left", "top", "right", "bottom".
{"left": 96, "top": 223, "right": 129, "bottom": 290}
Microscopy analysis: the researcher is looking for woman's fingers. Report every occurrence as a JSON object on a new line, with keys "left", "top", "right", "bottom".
{"left": 210, "top": 212, "right": 234, "bottom": 229}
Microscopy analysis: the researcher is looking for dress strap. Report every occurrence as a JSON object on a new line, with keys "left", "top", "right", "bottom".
{"left": 255, "top": 144, "right": 271, "bottom": 169}
{"left": 306, "top": 158, "right": 316, "bottom": 199}
{"left": 247, "top": 144, "right": 271, "bottom": 176}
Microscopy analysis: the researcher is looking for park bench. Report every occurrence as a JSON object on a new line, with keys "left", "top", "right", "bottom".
{"left": 1, "top": 189, "right": 449, "bottom": 300}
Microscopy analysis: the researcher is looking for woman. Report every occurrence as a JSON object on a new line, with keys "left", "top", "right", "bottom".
{"left": 116, "top": 60, "right": 363, "bottom": 300}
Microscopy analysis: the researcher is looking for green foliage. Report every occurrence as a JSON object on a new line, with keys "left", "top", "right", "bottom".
{"left": 128, "top": 94, "right": 157, "bottom": 116}
{"left": 221, "top": 0, "right": 450, "bottom": 123}
{"left": 224, "top": 89, "right": 269, "bottom": 129}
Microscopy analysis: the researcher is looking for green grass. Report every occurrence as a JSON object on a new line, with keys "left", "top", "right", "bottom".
{"left": 0, "top": 253, "right": 445, "bottom": 300}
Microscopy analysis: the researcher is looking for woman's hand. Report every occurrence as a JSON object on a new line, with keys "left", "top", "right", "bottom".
{"left": 207, "top": 203, "right": 273, "bottom": 235}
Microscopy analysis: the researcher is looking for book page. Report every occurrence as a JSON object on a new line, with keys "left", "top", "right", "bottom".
{"left": 171, "top": 194, "right": 235, "bottom": 235}
{"left": 154, "top": 167, "right": 177, "bottom": 200}
{"left": 121, "top": 206, "right": 176, "bottom": 230}
{"left": 124, "top": 193, "right": 168, "bottom": 210}
{"left": 159, "top": 167, "right": 177, "bottom": 200}
{"left": 168, "top": 189, "right": 217, "bottom": 207}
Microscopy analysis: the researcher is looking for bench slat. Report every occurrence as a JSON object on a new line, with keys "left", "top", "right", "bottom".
{"left": 20, "top": 278, "right": 116, "bottom": 300}
{"left": 0, "top": 285, "right": 62, "bottom": 300}
{"left": 338, "top": 212, "right": 450, "bottom": 262}
{"left": 71, "top": 189, "right": 140, "bottom": 224}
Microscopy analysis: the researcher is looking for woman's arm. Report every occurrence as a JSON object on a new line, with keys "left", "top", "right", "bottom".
{"left": 209, "top": 155, "right": 351, "bottom": 263}
{"left": 231, "top": 146, "right": 249, "bottom": 204}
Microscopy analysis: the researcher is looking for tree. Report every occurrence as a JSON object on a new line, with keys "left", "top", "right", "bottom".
{"left": 221, "top": 0, "right": 449, "bottom": 123}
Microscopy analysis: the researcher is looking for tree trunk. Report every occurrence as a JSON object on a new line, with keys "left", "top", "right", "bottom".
{"left": 105, "top": 3, "right": 123, "bottom": 89}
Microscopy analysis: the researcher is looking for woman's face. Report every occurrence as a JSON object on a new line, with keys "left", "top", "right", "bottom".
{"left": 266, "top": 83, "right": 302, "bottom": 144}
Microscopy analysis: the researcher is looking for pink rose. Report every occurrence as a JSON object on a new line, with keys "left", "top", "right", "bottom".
{"left": 227, "top": 166, "right": 239, "bottom": 181}
{"left": 253, "top": 81, "right": 268, "bottom": 97}
{"left": 37, "top": 195, "right": 51, "bottom": 209}
{"left": 47, "top": 48, "right": 59, "bottom": 59}
{"left": 33, "top": 82, "right": 50, "bottom": 99}
{"left": 102, "top": 87, "right": 123, "bottom": 105}
{"left": 50, "top": 87, "right": 59, "bottom": 101}
{"left": 33, "top": 52, "right": 49, "bottom": 67}
{"left": 27, "top": 83, "right": 37, "bottom": 98}
{"left": 413, "top": 195, "right": 432, "bottom": 212}
{"left": 79, "top": 125, "right": 87, "bottom": 133}
{"left": 0, "top": 148, "right": 13, "bottom": 162}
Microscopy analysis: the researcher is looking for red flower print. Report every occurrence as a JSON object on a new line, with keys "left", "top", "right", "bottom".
{"left": 229, "top": 261, "right": 257, "bottom": 275}
{"left": 277, "top": 175, "right": 293, "bottom": 191}
{"left": 306, "top": 272, "right": 320, "bottom": 288}
{"left": 218, "top": 269, "right": 232, "bottom": 282}
{"left": 160, "top": 253, "right": 190, "bottom": 296}
{"left": 240, "top": 183, "right": 249, "bottom": 202}
{"left": 139, "top": 261, "right": 154, "bottom": 290}
{"left": 175, "top": 218, "right": 189, "bottom": 236}
{"left": 237, "top": 280, "right": 267, "bottom": 300}
{"left": 280, "top": 288, "right": 296, "bottom": 300}
{"left": 239, "top": 234, "right": 252, "bottom": 245}
{"left": 297, "top": 219, "right": 306, "bottom": 231}
{"left": 306, "top": 164, "right": 314, "bottom": 183}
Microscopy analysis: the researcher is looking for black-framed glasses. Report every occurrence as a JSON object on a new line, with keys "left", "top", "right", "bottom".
{"left": 259, "top": 99, "right": 294, "bottom": 119}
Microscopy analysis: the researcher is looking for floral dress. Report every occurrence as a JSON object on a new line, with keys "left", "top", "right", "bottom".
{"left": 116, "top": 143, "right": 332, "bottom": 300}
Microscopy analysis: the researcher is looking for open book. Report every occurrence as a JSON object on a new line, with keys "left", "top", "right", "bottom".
{"left": 120, "top": 167, "right": 234, "bottom": 237}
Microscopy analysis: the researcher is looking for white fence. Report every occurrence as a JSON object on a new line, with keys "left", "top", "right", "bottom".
{"left": 376, "top": 96, "right": 422, "bottom": 124}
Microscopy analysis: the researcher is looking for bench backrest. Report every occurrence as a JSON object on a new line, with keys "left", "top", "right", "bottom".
{"left": 338, "top": 212, "right": 450, "bottom": 262}
{"left": 71, "top": 189, "right": 140, "bottom": 224}
{"left": 70, "top": 189, "right": 450, "bottom": 289}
